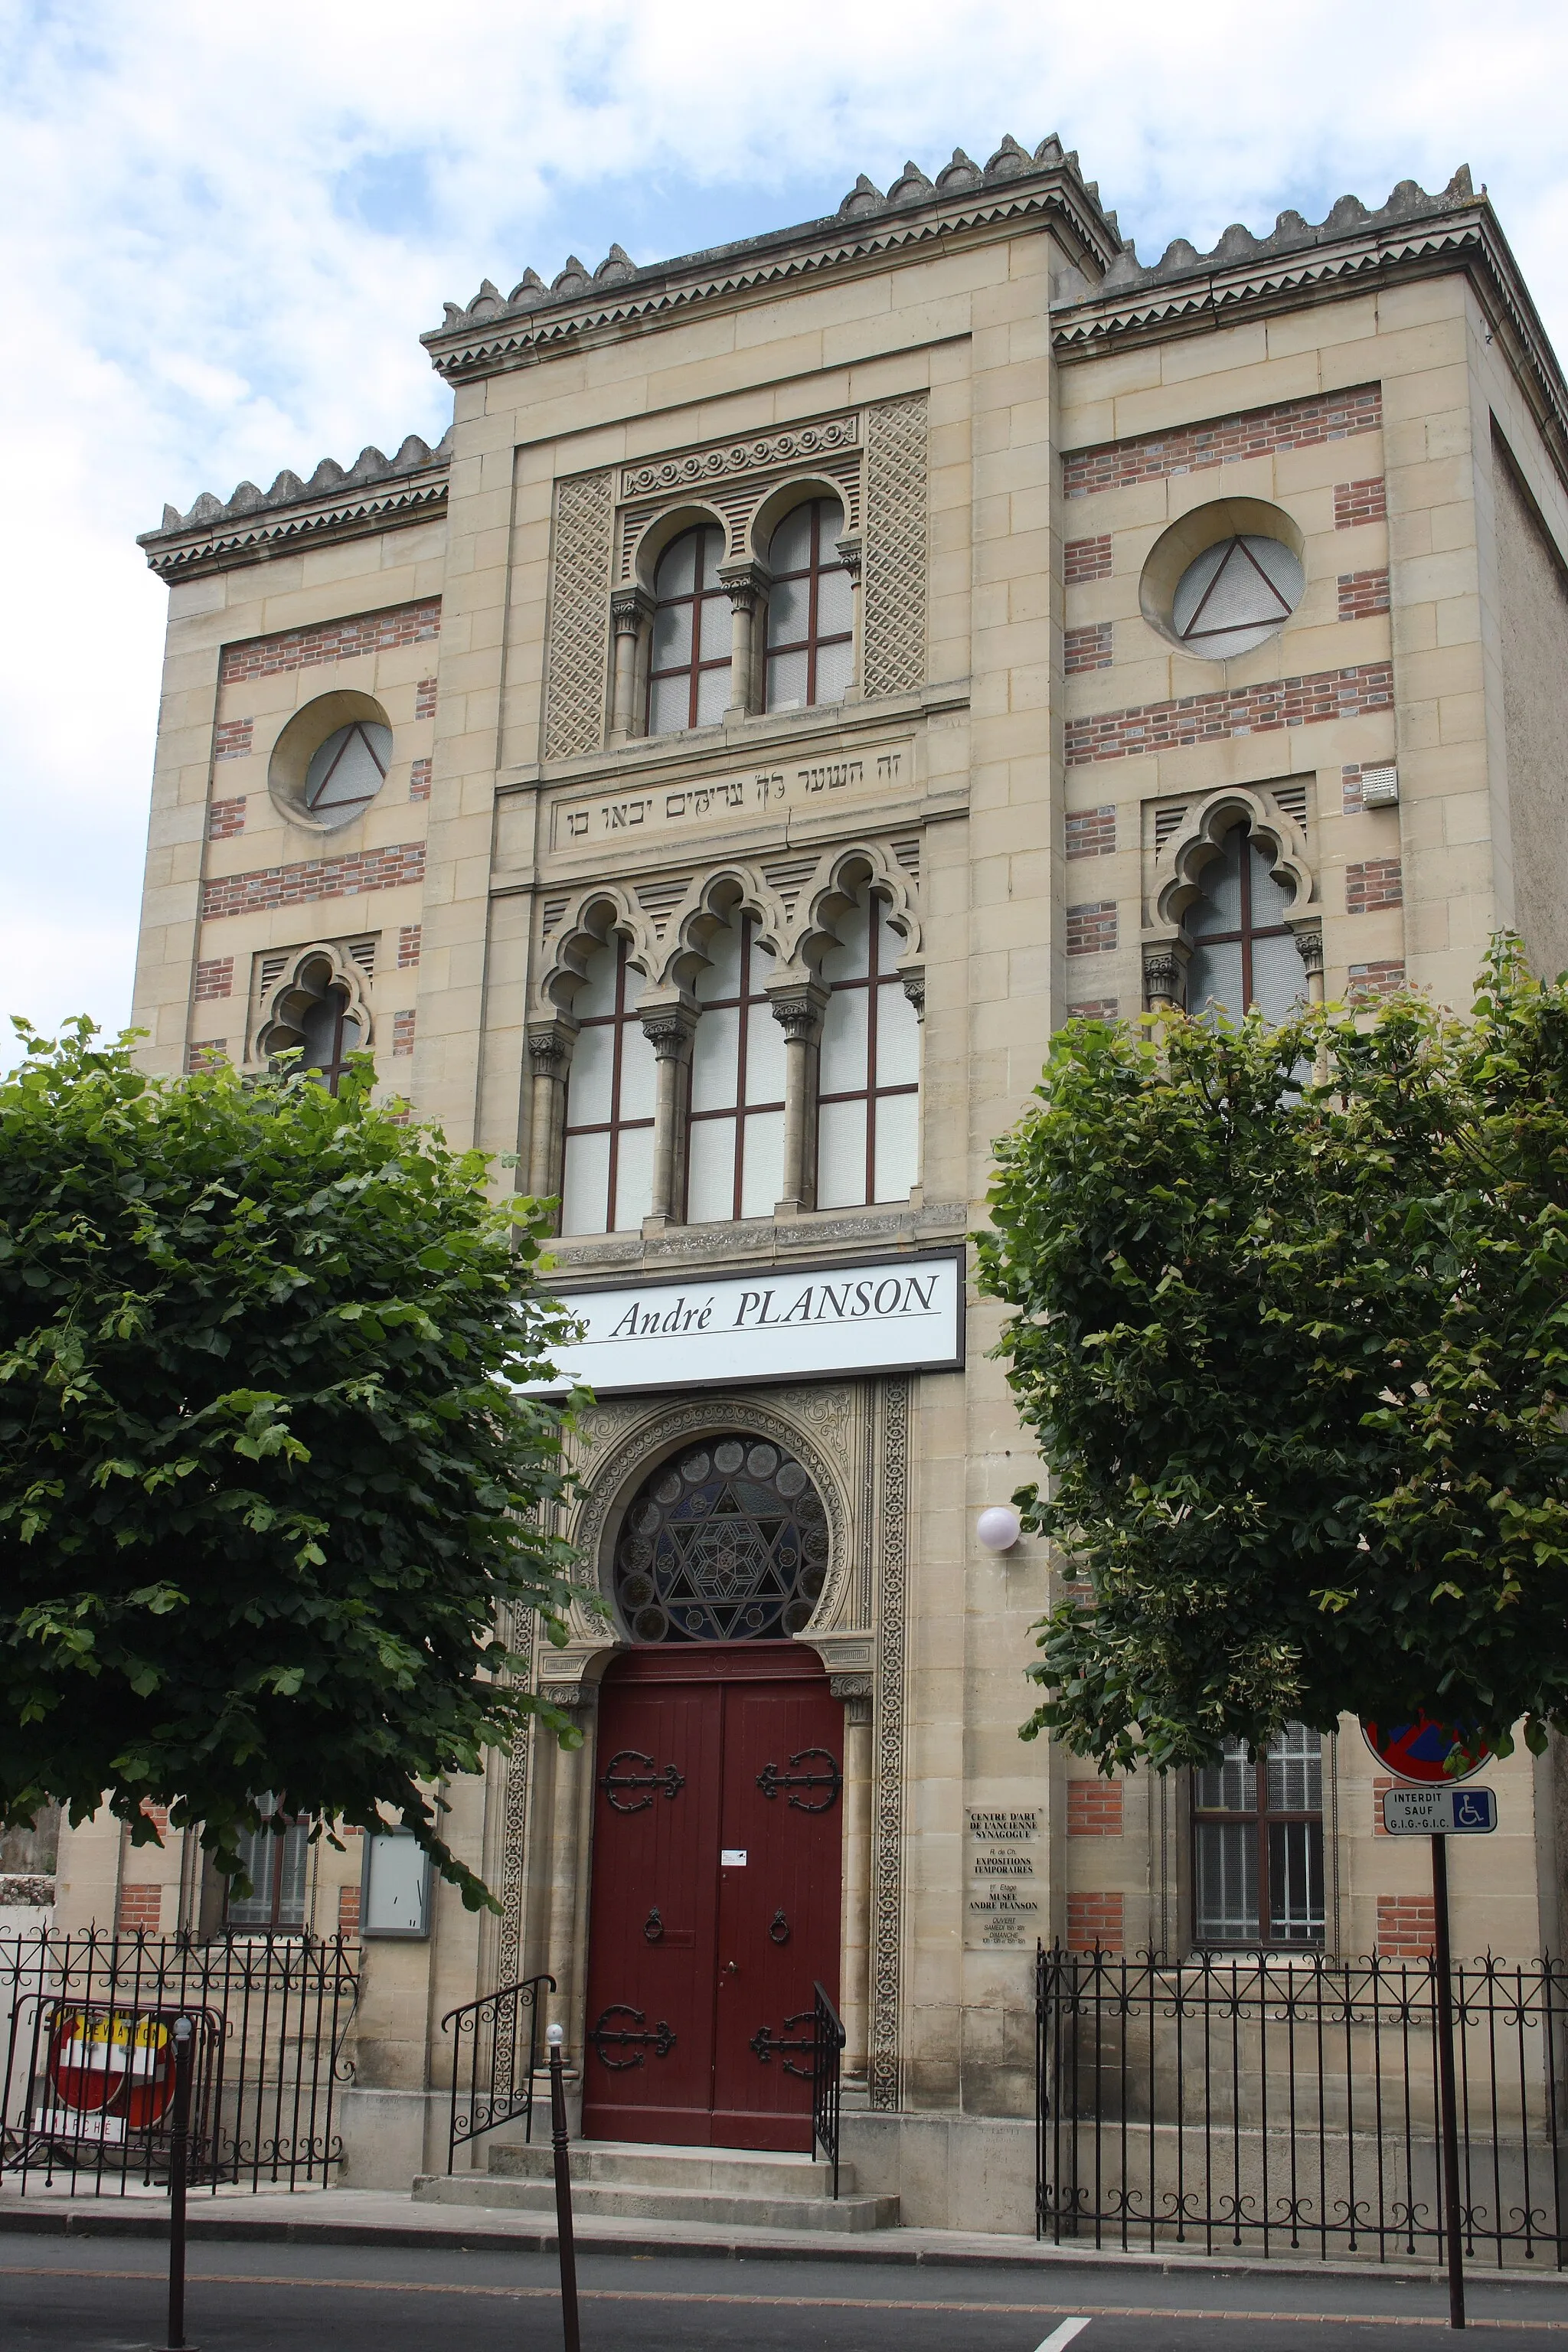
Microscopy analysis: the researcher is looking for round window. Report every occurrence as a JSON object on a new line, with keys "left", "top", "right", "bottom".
{"left": 302, "top": 720, "right": 391, "bottom": 828}
{"left": 612, "top": 1438, "right": 828, "bottom": 1644}
{"left": 1170, "top": 534, "right": 1304, "bottom": 661}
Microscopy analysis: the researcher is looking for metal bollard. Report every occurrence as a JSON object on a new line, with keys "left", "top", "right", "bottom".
{"left": 547, "top": 2023, "right": 580, "bottom": 2352}
{"left": 162, "top": 2014, "right": 196, "bottom": 2352}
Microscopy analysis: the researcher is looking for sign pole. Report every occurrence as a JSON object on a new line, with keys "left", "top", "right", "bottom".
{"left": 546, "top": 2024, "right": 580, "bottom": 2352}
{"left": 1431, "top": 1836, "right": 1465, "bottom": 2331}
{"left": 162, "top": 2014, "right": 195, "bottom": 2352}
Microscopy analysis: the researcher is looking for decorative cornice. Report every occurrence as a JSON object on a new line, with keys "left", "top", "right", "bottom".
{"left": 139, "top": 431, "right": 452, "bottom": 581}
{"left": 420, "top": 136, "right": 1121, "bottom": 385}
{"left": 623, "top": 416, "right": 858, "bottom": 500}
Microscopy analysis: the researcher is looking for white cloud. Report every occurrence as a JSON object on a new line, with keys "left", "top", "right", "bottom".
{"left": 2, "top": 0, "right": 1564, "bottom": 1041}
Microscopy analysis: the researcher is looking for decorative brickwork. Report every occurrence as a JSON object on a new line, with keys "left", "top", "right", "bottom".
{"left": 214, "top": 717, "right": 253, "bottom": 760}
{"left": 218, "top": 599, "right": 441, "bottom": 685}
{"left": 415, "top": 678, "right": 437, "bottom": 720}
{"left": 397, "top": 924, "right": 423, "bottom": 969}
{"left": 117, "top": 1884, "right": 162, "bottom": 1934}
{"left": 1342, "top": 763, "right": 1367, "bottom": 813}
{"left": 1348, "top": 959, "right": 1407, "bottom": 1000}
{"left": 1377, "top": 1894, "right": 1436, "bottom": 1955}
{"left": 1067, "top": 1780, "right": 1124, "bottom": 1836}
{"left": 186, "top": 1040, "right": 229, "bottom": 1071}
{"left": 1067, "top": 901, "right": 1118, "bottom": 956}
{"left": 392, "top": 1009, "right": 416, "bottom": 1055}
{"left": 338, "top": 1885, "right": 361, "bottom": 1934}
{"left": 208, "top": 796, "right": 247, "bottom": 841}
{"left": 1338, "top": 568, "right": 1390, "bottom": 621}
{"left": 194, "top": 956, "right": 234, "bottom": 1001}
{"left": 1346, "top": 857, "right": 1403, "bottom": 914}
{"left": 410, "top": 757, "right": 432, "bottom": 802}
{"left": 201, "top": 843, "right": 426, "bottom": 921}
{"left": 1067, "top": 998, "right": 1119, "bottom": 1021}
{"left": 1066, "top": 621, "right": 1113, "bottom": 674}
{"left": 1335, "top": 478, "right": 1387, "bottom": 528}
{"left": 1066, "top": 662, "right": 1395, "bottom": 766}
{"left": 1065, "top": 534, "right": 1112, "bottom": 584}
{"left": 1066, "top": 806, "right": 1116, "bottom": 859}
{"left": 1067, "top": 1891, "right": 1124, "bottom": 1952}
{"left": 1063, "top": 386, "right": 1381, "bottom": 500}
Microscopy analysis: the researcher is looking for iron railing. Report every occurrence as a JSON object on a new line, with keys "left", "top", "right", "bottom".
{"left": 812, "top": 1979, "right": 845, "bottom": 2198}
{"left": 1036, "top": 1942, "right": 1568, "bottom": 2267}
{"left": 0, "top": 1928, "right": 359, "bottom": 2195}
{"left": 441, "top": 1971, "right": 555, "bottom": 2172}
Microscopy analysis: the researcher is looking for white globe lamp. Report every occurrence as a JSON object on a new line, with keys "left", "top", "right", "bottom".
{"left": 976, "top": 1505, "right": 1021, "bottom": 1553}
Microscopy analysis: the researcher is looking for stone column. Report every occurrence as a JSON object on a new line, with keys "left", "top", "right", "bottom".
{"left": 609, "top": 588, "right": 652, "bottom": 743}
{"left": 834, "top": 1679, "right": 874, "bottom": 2089}
{"left": 525, "top": 1020, "right": 576, "bottom": 1212}
{"left": 718, "top": 561, "right": 767, "bottom": 716}
{"left": 1293, "top": 923, "right": 1326, "bottom": 1005}
{"left": 1142, "top": 943, "right": 1187, "bottom": 1014}
{"left": 639, "top": 998, "right": 697, "bottom": 1228}
{"left": 835, "top": 534, "right": 864, "bottom": 701}
{"left": 767, "top": 978, "right": 828, "bottom": 1215}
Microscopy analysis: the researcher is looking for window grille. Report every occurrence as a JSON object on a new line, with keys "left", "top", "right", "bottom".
{"left": 560, "top": 936, "right": 656, "bottom": 1235}
{"left": 765, "top": 498, "right": 853, "bottom": 711}
{"left": 1192, "top": 1723, "right": 1325, "bottom": 1946}
{"left": 687, "top": 913, "right": 786, "bottom": 1222}
{"left": 816, "top": 888, "right": 920, "bottom": 1209}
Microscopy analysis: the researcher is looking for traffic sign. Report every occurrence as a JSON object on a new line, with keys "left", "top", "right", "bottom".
{"left": 1361, "top": 1713, "right": 1491, "bottom": 1785}
{"left": 1383, "top": 1785, "right": 1498, "bottom": 1836}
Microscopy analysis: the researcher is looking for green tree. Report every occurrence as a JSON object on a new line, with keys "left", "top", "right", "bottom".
{"left": 0, "top": 1020, "right": 583, "bottom": 1907}
{"left": 975, "top": 940, "right": 1568, "bottom": 1776}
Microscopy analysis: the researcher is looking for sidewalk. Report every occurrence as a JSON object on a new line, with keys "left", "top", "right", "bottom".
{"left": 2, "top": 2181, "right": 1563, "bottom": 2291}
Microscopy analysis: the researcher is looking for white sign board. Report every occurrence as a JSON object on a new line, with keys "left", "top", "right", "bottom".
{"left": 361, "top": 1830, "right": 433, "bottom": 1936}
{"left": 530, "top": 1250, "right": 963, "bottom": 1396}
{"left": 1382, "top": 1786, "right": 1498, "bottom": 1836}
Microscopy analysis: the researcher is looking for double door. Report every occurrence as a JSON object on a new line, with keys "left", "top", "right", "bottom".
{"left": 582, "top": 1642, "right": 842, "bottom": 2149}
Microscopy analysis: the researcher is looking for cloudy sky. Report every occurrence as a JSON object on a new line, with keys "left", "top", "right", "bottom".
{"left": 2, "top": 0, "right": 1564, "bottom": 1050}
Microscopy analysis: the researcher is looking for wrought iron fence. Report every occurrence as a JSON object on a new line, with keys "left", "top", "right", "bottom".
{"left": 442, "top": 1971, "right": 555, "bottom": 2171}
{"left": 0, "top": 1928, "right": 359, "bottom": 2196}
{"left": 811, "top": 1979, "right": 845, "bottom": 2198}
{"left": 1036, "top": 1942, "right": 1568, "bottom": 2266}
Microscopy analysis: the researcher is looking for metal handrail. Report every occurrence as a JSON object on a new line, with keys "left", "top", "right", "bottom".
{"left": 441, "top": 1972, "right": 556, "bottom": 2173}
{"left": 812, "top": 1979, "right": 846, "bottom": 2199}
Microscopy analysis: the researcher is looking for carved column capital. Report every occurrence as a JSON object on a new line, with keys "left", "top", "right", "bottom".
{"left": 899, "top": 965, "right": 926, "bottom": 1021}
{"left": 835, "top": 534, "right": 863, "bottom": 581}
{"left": 1292, "top": 924, "right": 1325, "bottom": 977}
{"left": 527, "top": 1018, "right": 577, "bottom": 1073}
{"left": 767, "top": 979, "right": 828, "bottom": 1043}
{"left": 1142, "top": 942, "right": 1188, "bottom": 1011}
{"left": 609, "top": 585, "right": 653, "bottom": 637}
{"left": 637, "top": 998, "right": 698, "bottom": 1063}
{"left": 717, "top": 560, "right": 769, "bottom": 616}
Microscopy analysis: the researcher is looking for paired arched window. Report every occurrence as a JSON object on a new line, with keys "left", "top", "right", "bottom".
{"left": 560, "top": 936, "right": 657, "bottom": 1235}
{"left": 648, "top": 526, "right": 731, "bottom": 733}
{"left": 816, "top": 887, "right": 920, "bottom": 1208}
{"left": 1184, "top": 824, "right": 1301, "bottom": 1022}
{"left": 764, "top": 497, "right": 852, "bottom": 712}
{"left": 686, "top": 913, "right": 786, "bottom": 1223}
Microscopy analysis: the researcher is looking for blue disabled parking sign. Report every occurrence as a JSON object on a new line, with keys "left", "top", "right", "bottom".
{"left": 1381, "top": 1784, "right": 1498, "bottom": 1835}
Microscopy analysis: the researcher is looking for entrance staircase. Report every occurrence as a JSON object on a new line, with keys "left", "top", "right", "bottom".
{"left": 414, "top": 2138, "right": 899, "bottom": 2233}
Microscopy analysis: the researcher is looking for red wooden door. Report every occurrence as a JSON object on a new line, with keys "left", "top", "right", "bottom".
{"left": 582, "top": 1645, "right": 841, "bottom": 2150}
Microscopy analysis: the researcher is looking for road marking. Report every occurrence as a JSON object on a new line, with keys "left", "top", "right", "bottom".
{"left": 0, "top": 2262, "right": 1565, "bottom": 2330}
{"left": 1037, "top": 2324, "right": 1092, "bottom": 2351}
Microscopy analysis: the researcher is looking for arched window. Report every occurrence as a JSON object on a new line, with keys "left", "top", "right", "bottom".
{"left": 297, "top": 985, "right": 364, "bottom": 1093}
{"left": 560, "top": 936, "right": 657, "bottom": 1235}
{"left": 816, "top": 887, "right": 920, "bottom": 1209}
{"left": 1184, "top": 825, "right": 1301, "bottom": 1021}
{"left": 1192, "top": 1724, "right": 1324, "bottom": 1946}
{"left": 648, "top": 525, "right": 730, "bottom": 733}
{"left": 302, "top": 720, "right": 391, "bottom": 825}
{"left": 613, "top": 1437, "right": 828, "bottom": 1643}
{"left": 765, "top": 498, "right": 853, "bottom": 711}
{"left": 1171, "top": 535, "right": 1303, "bottom": 662}
{"left": 687, "top": 913, "right": 786, "bottom": 1223}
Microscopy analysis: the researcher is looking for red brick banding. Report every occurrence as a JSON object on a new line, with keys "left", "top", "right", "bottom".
{"left": 1066, "top": 998, "right": 1118, "bottom": 1021}
{"left": 392, "top": 1009, "right": 416, "bottom": 1056}
{"left": 1377, "top": 1895, "right": 1436, "bottom": 1956}
{"left": 208, "top": 796, "right": 247, "bottom": 841}
{"left": 187, "top": 1040, "right": 229, "bottom": 1071}
{"left": 1063, "top": 385, "right": 1381, "bottom": 499}
{"left": 1338, "top": 568, "right": 1390, "bottom": 621}
{"left": 1066, "top": 807, "right": 1116, "bottom": 859}
{"left": 218, "top": 599, "right": 441, "bottom": 685}
{"left": 1346, "top": 857, "right": 1403, "bottom": 915}
{"left": 1065, "top": 534, "right": 1112, "bottom": 583}
{"left": 338, "top": 1886, "right": 361, "bottom": 1935}
{"left": 410, "top": 756, "right": 433, "bottom": 802}
{"left": 1342, "top": 763, "right": 1367, "bottom": 813}
{"left": 1066, "top": 622, "right": 1114, "bottom": 675}
{"left": 397, "top": 923, "right": 423, "bottom": 969}
{"left": 201, "top": 843, "right": 426, "bottom": 921}
{"left": 1348, "top": 959, "right": 1407, "bottom": 1001}
{"left": 1066, "top": 662, "right": 1394, "bottom": 766}
{"left": 1335, "top": 478, "right": 1387, "bottom": 529}
{"left": 214, "top": 717, "right": 254, "bottom": 760}
{"left": 194, "top": 956, "right": 234, "bottom": 1001}
{"left": 415, "top": 678, "right": 438, "bottom": 720}
{"left": 1067, "top": 1891, "right": 1124, "bottom": 1952}
{"left": 1067, "top": 901, "right": 1118, "bottom": 956}
{"left": 117, "top": 1885, "right": 162, "bottom": 1934}
{"left": 1067, "top": 1781, "right": 1124, "bottom": 1836}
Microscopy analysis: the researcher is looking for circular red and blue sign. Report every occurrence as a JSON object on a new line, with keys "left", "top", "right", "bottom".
{"left": 1361, "top": 1713, "right": 1491, "bottom": 1786}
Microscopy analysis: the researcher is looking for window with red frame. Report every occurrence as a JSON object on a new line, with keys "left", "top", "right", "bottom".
{"left": 815, "top": 887, "right": 920, "bottom": 1208}
{"left": 686, "top": 913, "right": 786, "bottom": 1222}
{"left": 765, "top": 498, "right": 853, "bottom": 712}
{"left": 560, "top": 937, "right": 657, "bottom": 1234}
{"left": 648, "top": 526, "right": 731, "bottom": 733}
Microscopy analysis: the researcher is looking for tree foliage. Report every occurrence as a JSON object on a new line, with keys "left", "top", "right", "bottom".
{"left": 0, "top": 1021, "right": 584, "bottom": 1906}
{"left": 975, "top": 941, "right": 1568, "bottom": 1775}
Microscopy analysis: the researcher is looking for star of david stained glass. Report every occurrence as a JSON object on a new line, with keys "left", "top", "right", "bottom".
{"left": 614, "top": 1440, "right": 828, "bottom": 1643}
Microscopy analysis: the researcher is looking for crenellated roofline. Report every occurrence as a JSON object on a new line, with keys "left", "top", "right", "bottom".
{"left": 138, "top": 430, "right": 452, "bottom": 581}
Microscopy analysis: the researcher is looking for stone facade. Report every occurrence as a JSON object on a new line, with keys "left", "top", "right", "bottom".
{"left": 53, "top": 135, "right": 1568, "bottom": 2230}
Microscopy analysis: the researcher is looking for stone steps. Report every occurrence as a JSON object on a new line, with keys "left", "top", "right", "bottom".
{"left": 413, "top": 2137, "right": 899, "bottom": 2233}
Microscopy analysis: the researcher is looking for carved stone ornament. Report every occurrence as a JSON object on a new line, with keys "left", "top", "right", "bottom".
{"left": 835, "top": 534, "right": 864, "bottom": 581}
{"left": 717, "top": 560, "right": 769, "bottom": 614}
{"left": 527, "top": 1022, "right": 574, "bottom": 1074}
{"left": 609, "top": 585, "right": 654, "bottom": 635}
{"left": 1293, "top": 926, "right": 1325, "bottom": 976}
{"left": 769, "top": 984, "right": 828, "bottom": 1044}
{"left": 900, "top": 968, "right": 926, "bottom": 1021}
{"left": 620, "top": 420, "right": 860, "bottom": 502}
{"left": 1143, "top": 946, "right": 1186, "bottom": 1008}
{"left": 639, "top": 1004, "right": 697, "bottom": 1062}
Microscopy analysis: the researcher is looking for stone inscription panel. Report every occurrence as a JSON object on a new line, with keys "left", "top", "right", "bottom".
{"left": 548, "top": 740, "right": 912, "bottom": 851}
{"left": 965, "top": 1806, "right": 1042, "bottom": 1949}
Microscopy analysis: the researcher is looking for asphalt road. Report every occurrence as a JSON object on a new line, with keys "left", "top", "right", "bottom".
{"left": 3, "top": 2234, "right": 1568, "bottom": 2350}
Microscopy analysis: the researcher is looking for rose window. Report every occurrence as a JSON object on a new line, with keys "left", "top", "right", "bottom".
{"left": 612, "top": 1439, "right": 828, "bottom": 1643}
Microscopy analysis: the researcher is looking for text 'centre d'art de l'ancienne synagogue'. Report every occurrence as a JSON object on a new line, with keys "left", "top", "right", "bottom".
{"left": 46, "top": 130, "right": 1568, "bottom": 2226}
